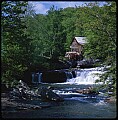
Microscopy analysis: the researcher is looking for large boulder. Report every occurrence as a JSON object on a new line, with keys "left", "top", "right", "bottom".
{"left": 77, "top": 59, "right": 95, "bottom": 68}
{"left": 9, "top": 80, "right": 38, "bottom": 100}
{"left": 37, "top": 86, "right": 64, "bottom": 102}
{"left": 41, "top": 71, "right": 67, "bottom": 83}
{"left": 69, "top": 60, "right": 77, "bottom": 68}
{"left": 77, "top": 58, "right": 101, "bottom": 68}
{"left": 31, "top": 69, "right": 77, "bottom": 84}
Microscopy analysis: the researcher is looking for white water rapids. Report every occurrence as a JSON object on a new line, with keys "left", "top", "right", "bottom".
{"left": 32, "top": 66, "right": 109, "bottom": 84}
{"left": 66, "top": 67, "right": 106, "bottom": 85}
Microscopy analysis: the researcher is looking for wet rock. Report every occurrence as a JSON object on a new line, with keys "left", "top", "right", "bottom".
{"left": 2, "top": 81, "right": 64, "bottom": 112}
{"left": 76, "top": 87, "right": 99, "bottom": 95}
{"left": 9, "top": 80, "right": 64, "bottom": 102}
{"left": 37, "top": 87, "right": 64, "bottom": 102}
{"left": 68, "top": 60, "right": 77, "bottom": 68}
{"left": 1, "top": 97, "right": 43, "bottom": 111}
{"left": 32, "top": 69, "right": 77, "bottom": 84}
{"left": 2, "top": 80, "right": 64, "bottom": 114}
{"left": 42, "top": 71, "right": 67, "bottom": 83}
{"left": 104, "top": 97, "right": 116, "bottom": 103}
{"left": 77, "top": 59, "right": 95, "bottom": 68}
{"left": 9, "top": 80, "right": 39, "bottom": 100}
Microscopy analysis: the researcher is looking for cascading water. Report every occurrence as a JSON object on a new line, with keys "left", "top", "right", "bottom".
{"left": 31, "top": 67, "right": 106, "bottom": 84}
{"left": 32, "top": 72, "right": 42, "bottom": 83}
{"left": 65, "top": 71, "right": 73, "bottom": 79}
{"left": 66, "top": 67, "right": 105, "bottom": 84}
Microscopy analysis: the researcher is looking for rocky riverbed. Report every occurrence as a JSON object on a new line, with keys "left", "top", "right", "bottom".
{"left": 1, "top": 80, "right": 116, "bottom": 119}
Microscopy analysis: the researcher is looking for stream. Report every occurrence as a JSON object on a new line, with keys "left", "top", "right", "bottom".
{"left": 1, "top": 67, "right": 116, "bottom": 118}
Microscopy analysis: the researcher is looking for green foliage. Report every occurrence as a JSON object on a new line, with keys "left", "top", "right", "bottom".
{"left": 26, "top": 5, "right": 67, "bottom": 61}
{"left": 46, "top": 6, "right": 67, "bottom": 60}
{"left": 61, "top": 7, "right": 77, "bottom": 51}
{"left": 81, "top": 2, "right": 116, "bottom": 95}
{"left": 1, "top": 1, "right": 33, "bottom": 86}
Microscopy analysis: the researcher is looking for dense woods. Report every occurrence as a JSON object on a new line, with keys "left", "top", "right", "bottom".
{"left": 1, "top": 2, "right": 116, "bottom": 95}
{"left": 1, "top": 1, "right": 34, "bottom": 86}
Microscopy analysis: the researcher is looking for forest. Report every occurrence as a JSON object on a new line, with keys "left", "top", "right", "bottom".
{"left": 1, "top": 1, "right": 116, "bottom": 95}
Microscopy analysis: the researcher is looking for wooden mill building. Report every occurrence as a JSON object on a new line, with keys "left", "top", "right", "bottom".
{"left": 65, "top": 37, "right": 87, "bottom": 60}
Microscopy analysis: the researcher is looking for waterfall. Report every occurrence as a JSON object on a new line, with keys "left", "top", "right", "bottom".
{"left": 65, "top": 71, "right": 73, "bottom": 79}
{"left": 38, "top": 73, "right": 42, "bottom": 83}
{"left": 67, "top": 67, "right": 105, "bottom": 84}
{"left": 31, "top": 66, "right": 107, "bottom": 84}
{"left": 32, "top": 72, "right": 42, "bottom": 83}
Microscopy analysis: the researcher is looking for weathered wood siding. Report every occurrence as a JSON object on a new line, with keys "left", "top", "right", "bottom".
{"left": 70, "top": 39, "right": 83, "bottom": 54}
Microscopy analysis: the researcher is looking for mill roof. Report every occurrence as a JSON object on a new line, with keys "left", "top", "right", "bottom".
{"left": 74, "top": 37, "right": 87, "bottom": 45}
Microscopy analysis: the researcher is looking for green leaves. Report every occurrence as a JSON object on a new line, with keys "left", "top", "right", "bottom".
{"left": 1, "top": 1, "right": 33, "bottom": 85}
{"left": 80, "top": 2, "right": 116, "bottom": 94}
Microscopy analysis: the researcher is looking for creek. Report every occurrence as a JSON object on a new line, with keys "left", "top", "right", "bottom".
{"left": 1, "top": 66, "right": 116, "bottom": 119}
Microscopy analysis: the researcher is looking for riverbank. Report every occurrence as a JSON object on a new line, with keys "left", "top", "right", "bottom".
{"left": 1, "top": 86, "right": 116, "bottom": 119}
{"left": 1, "top": 92, "right": 116, "bottom": 111}
{"left": 1, "top": 84, "right": 116, "bottom": 114}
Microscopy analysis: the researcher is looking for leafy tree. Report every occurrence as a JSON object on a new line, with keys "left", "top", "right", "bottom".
{"left": 25, "top": 2, "right": 51, "bottom": 70}
{"left": 46, "top": 6, "right": 66, "bottom": 60}
{"left": 1, "top": 1, "right": 33, "bottom": 86}
{"left": 77, "top": 2, "right": 116, "bottom": 95}
{"left": 61, "top": 7, "right": 77, "bottom": 51}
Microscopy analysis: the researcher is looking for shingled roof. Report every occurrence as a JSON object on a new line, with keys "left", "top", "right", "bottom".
{"left": 74, "top": 37, "right": 87, "bottom": 45}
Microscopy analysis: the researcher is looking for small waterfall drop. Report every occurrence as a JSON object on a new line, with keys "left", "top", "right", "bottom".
{"left": 65, "top": 71, "right": 73, "bottom": 79}
{"left": 32, "top": 72, "right": 42, "bottom": 83}
{"left": 67, "top": 67, "right": 105, "bottom": 84}
{"left": 38, "top": 73, "right": 42, "bottom": 83}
